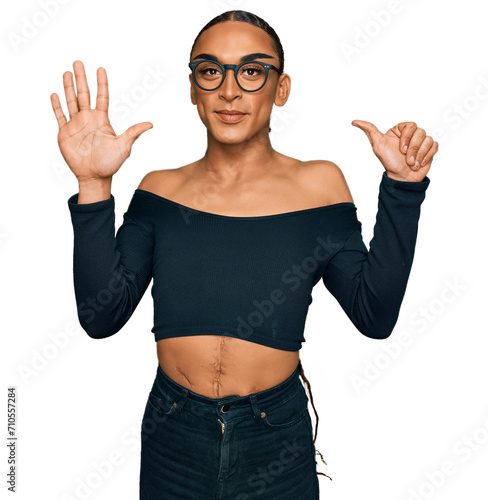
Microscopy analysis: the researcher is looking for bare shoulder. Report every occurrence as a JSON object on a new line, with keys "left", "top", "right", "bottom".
{"left": 137, "top": 169, "right": 172, "bottom": 192}
{"left": 137, "top": 164, "right": 191, "bottom": 195}
{"left": 299, "top": 159, "right": 354, "bottom": 205}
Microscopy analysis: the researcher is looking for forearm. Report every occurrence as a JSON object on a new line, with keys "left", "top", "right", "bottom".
{"left": 68, "top": 191, "right": 153, "bottom": 339}
{"left": 323, "top": 171, "right": 430, "bottom": 338}
{"left": 77, "top": 178, "right": 112, "bottom": 204}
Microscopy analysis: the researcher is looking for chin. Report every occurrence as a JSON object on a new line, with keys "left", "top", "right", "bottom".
{"left": 210, "top": 127, "right": 251, "bottom": 145}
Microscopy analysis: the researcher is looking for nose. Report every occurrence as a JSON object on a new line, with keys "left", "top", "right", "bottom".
{"left": 218, "top": 68, "right": 242, "bottom": 100}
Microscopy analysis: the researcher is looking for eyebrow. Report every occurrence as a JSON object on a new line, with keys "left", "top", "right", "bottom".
{"left": 192, "top": 52, "right": 275, "bottom": 63}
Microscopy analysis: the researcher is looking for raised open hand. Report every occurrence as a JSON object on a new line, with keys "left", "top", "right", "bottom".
{"left": 50, "top": 60, "right": 153, "bottom": 183}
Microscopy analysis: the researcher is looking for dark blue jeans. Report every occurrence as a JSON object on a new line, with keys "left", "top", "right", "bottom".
{"left": 139, "top": 360, "right": 320, "bottom": 499}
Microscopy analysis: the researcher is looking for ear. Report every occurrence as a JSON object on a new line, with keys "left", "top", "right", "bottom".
{"left": 274, "top": 73, "right": 291, "bottom": 107}
{"left": 189, "top": 73, "right": 197, "bottom": 105}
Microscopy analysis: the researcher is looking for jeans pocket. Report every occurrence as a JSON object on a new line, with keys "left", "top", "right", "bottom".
{"left": 146, "top": 389, "right": 178, "bottom": 417}
{"left": 261, "top": 385, "right": 309, "bottom": 429}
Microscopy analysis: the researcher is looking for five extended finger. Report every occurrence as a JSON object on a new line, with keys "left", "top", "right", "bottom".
{"left": 50, "top": 92, "right": 67, "bottom": 129}
{"left": 63, "top": 70, "right": 79, "bottom": 118}
{"left": 95, "top": 67, "right": 109, "bottom": 112}
{"left": 73, "top": 60, "right": 91, "bottom": 110}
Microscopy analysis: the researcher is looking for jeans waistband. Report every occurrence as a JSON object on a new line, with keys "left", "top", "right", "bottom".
{"left": 151, "top": 360, "right": 304, "bottom": 421}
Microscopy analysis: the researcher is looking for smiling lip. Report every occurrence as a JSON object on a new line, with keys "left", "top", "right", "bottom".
{"left": 215, "top": 110, "right": 247, "bottom": 123}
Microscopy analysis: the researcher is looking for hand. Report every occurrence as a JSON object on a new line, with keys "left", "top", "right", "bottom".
{"left": 351, "top": 120, "right": 438, "bottom": 182}
{"left": 50, "top": 60, "right": 153, "bottom": 183}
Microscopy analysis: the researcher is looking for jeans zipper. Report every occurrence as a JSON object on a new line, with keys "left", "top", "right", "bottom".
{"left": 218, "top": 418, "right": 225, "bottom": 435}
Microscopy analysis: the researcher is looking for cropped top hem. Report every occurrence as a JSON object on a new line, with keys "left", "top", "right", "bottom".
{"left": 153, "top": 326, "right": 301, "bottom": 352}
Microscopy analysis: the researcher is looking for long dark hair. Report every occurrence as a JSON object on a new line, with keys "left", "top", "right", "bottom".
{"left": 189, "top": 10, "right": 285, "bottom": 74}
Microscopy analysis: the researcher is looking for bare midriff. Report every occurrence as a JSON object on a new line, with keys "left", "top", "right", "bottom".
{"left": 156, "top": 336, "right": 300, "bottom": 398}
{"left": 145, "top": 156, "right": 354, "bottom": 399}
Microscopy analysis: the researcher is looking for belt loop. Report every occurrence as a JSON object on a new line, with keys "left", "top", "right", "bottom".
{"left": 249, "top": 394, "right": 262, "bottom": 420}
{"left": 176, "top": 388, "right": 188, "bottom": 411}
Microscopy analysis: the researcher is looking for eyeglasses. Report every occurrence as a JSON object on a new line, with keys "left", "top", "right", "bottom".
{"left": 188, "top": 60, "right": 282, "bottom": 93}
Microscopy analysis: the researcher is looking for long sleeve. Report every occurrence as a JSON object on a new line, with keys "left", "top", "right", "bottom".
{"left": 322, "top": 171, "right": 430, "bottom": 339}
{"left": 67, "top": 193, "right": 154, "bottom": 339}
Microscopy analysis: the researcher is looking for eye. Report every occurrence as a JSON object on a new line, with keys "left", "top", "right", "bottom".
{"left": 198, "top": 67, "right": 221, "bottom": 76}
{"left": 196, "top": 62, "right": 222, "bottom": 79}
{"left": 239, "top": 65, "right": 264, "bottom": 78}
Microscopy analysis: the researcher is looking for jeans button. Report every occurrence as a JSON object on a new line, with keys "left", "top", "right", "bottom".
{"left": 221, "top": 404, "right": 230, "bottom": 413}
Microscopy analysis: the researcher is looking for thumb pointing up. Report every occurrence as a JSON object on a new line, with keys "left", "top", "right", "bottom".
{"left": 351, "top": 119, "right": 383, "bottom": 147}
{"left": 350, "top": 119, "right": 436, "bottom": 182}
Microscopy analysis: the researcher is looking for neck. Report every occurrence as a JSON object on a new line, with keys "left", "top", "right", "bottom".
{"left": 198, "top": 126, "right": 276, "bottom": 183}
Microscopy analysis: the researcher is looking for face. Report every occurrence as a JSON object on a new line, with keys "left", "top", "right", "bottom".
{"left": 189, "top": 21, "right": 290, "bottom": 145}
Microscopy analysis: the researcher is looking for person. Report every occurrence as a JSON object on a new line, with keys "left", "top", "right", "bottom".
{"left": 50, "top": 9, "right": 438, "bottom": 500}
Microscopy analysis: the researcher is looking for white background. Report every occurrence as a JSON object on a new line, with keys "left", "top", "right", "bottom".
{"left": 1, "top": 0, "right": 487, "bottom": 498}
